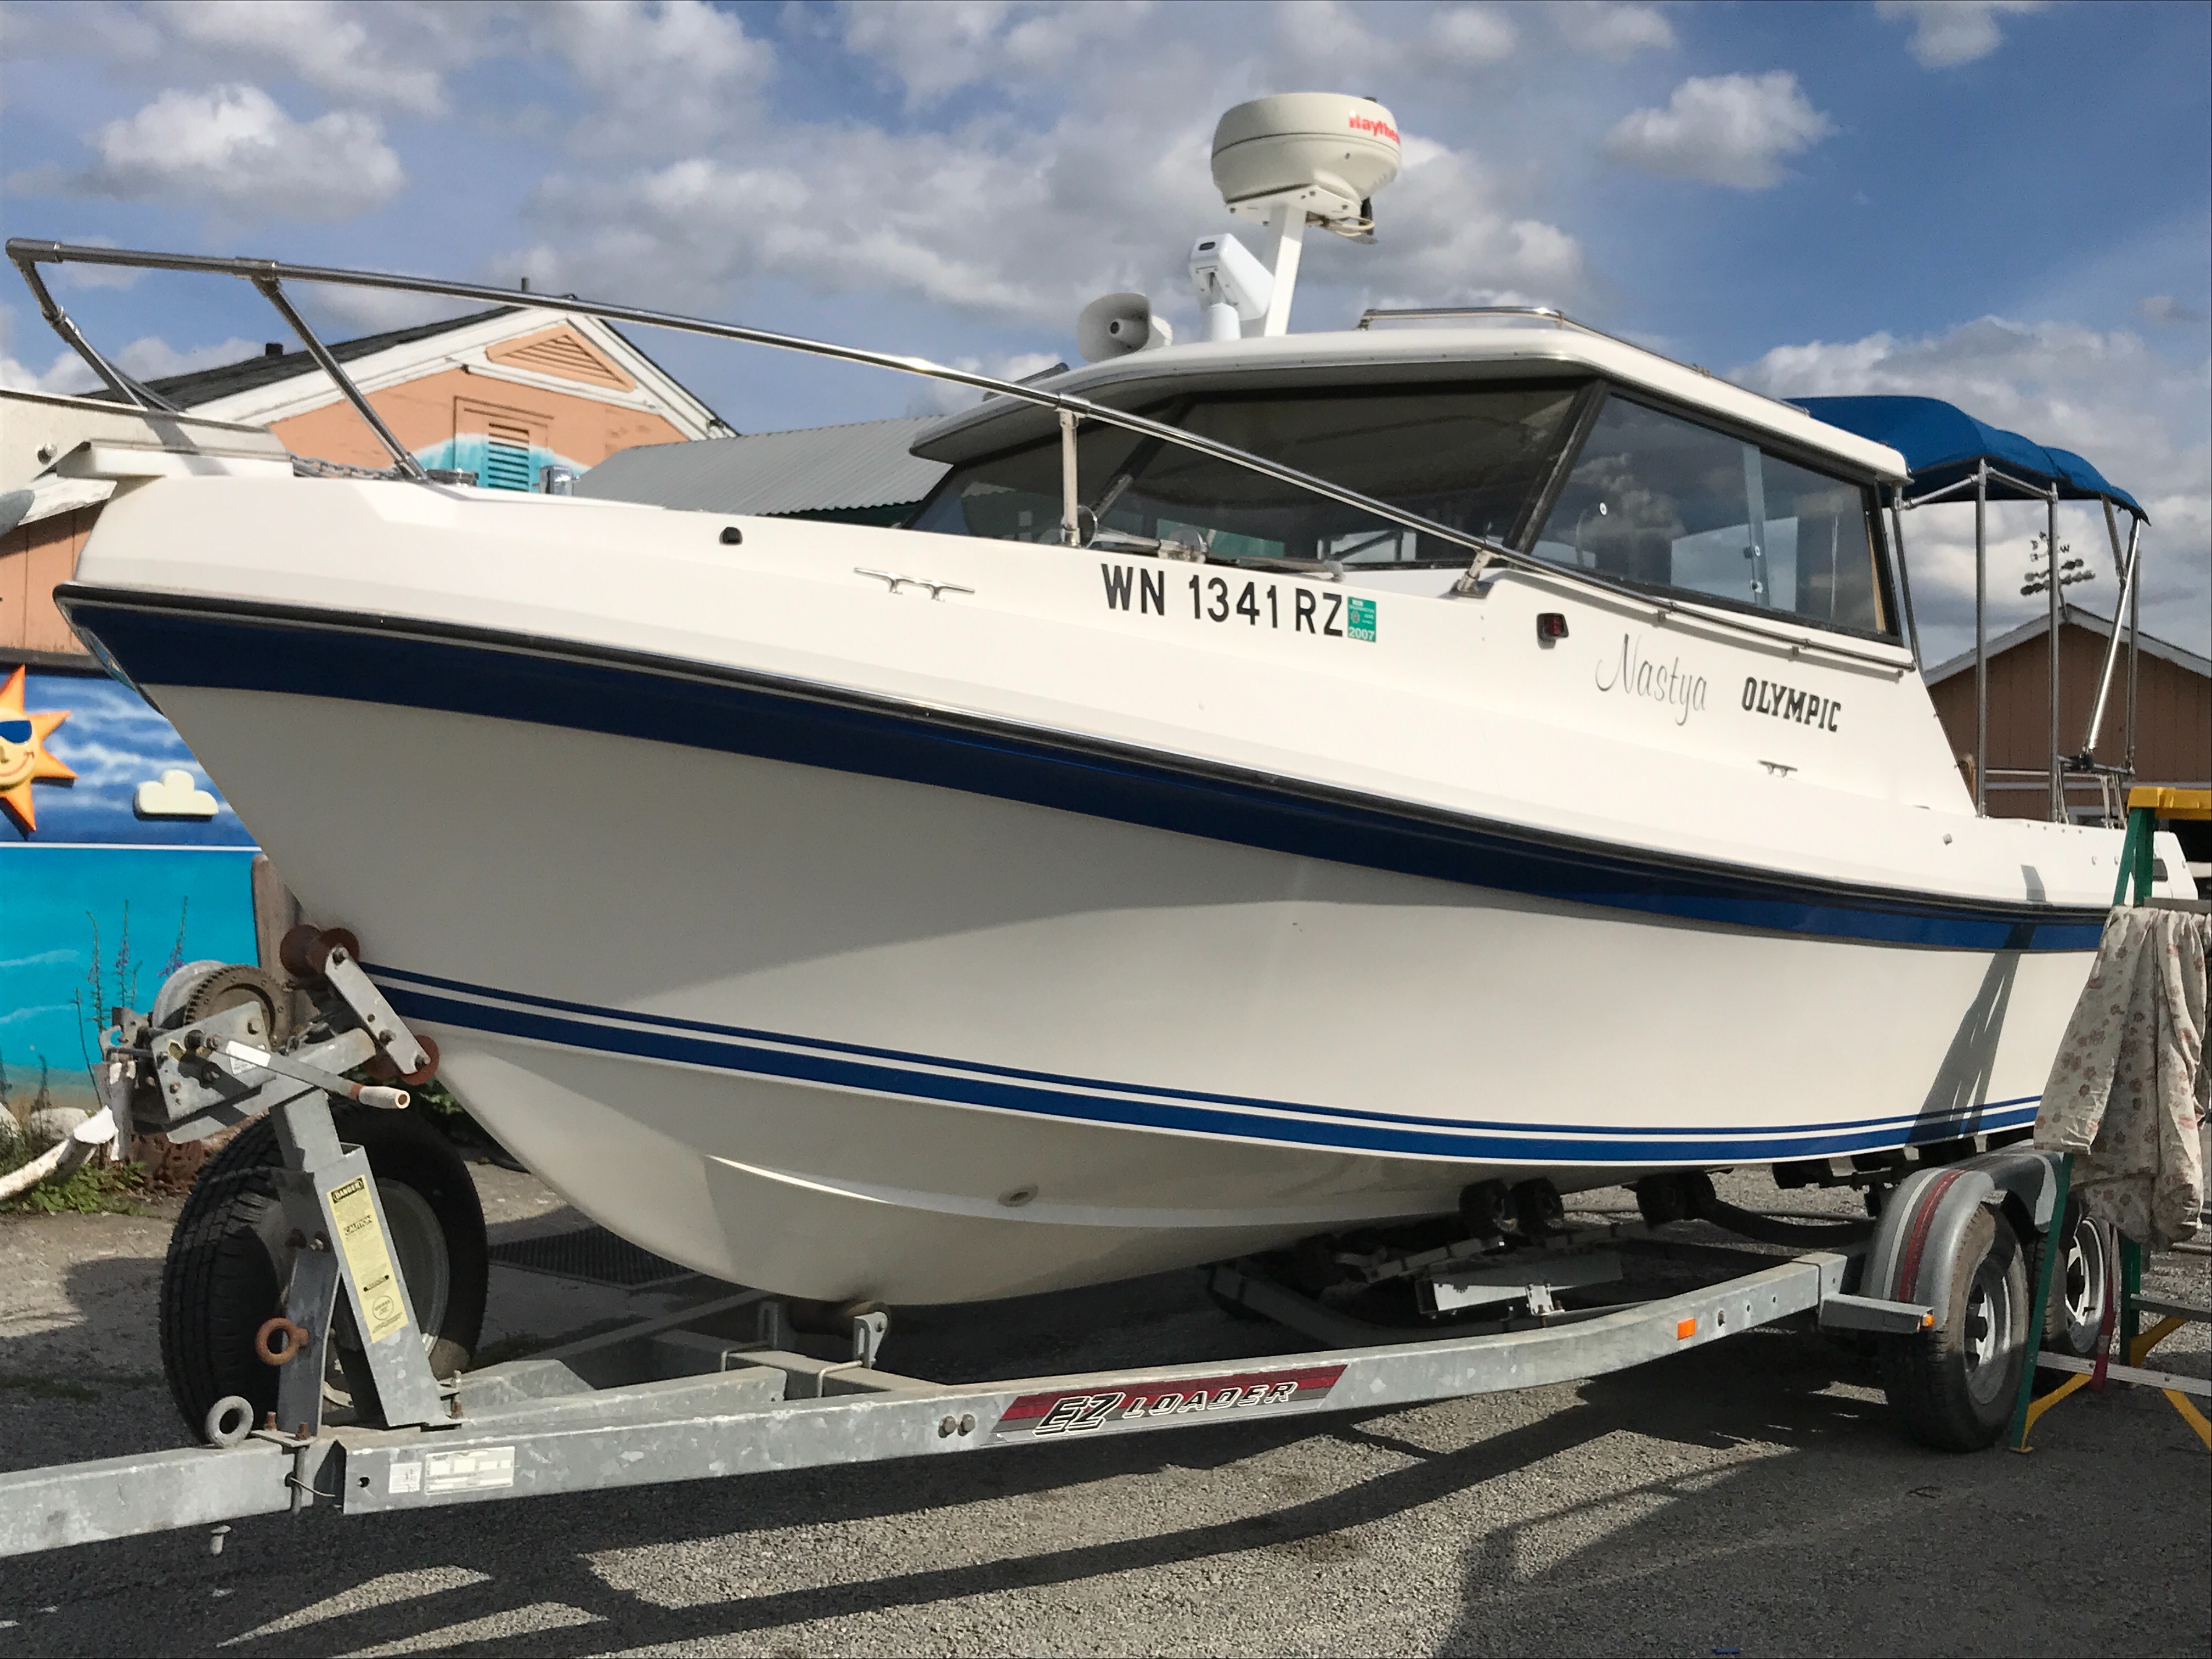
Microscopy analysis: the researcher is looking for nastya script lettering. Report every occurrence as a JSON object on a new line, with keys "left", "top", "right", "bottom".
{"left": 1595, "top": 634, "right": 1708, "bottom": 726}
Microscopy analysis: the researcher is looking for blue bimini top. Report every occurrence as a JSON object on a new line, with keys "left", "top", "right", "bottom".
{"left": 1791, "top": 394, "right": 2145, "bottom": 520}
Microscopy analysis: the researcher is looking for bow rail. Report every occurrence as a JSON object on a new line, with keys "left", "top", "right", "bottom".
{"left": 7, "top": 237, "right": 1911, "bottom": 671}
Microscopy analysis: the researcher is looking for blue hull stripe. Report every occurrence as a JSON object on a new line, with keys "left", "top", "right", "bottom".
{"left": 66, "top": 596, "right": 2105, "bottom": 954}
{"left": 375, "top": 965, "right": 2041, "bottom": 1165}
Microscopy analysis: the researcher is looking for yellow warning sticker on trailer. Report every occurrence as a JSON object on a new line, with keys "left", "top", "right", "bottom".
{"left": 329, "top": 1175, "right": 409, "bottom": 1344}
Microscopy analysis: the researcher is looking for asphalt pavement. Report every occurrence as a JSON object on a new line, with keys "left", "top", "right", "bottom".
{"left": 2, "top": 1163, "right": 2207, "bottom": 1657}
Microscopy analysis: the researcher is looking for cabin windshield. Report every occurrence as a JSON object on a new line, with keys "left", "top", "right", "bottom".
{"left": 910, "top": 382, "right": 1587, "bottom": 567}
{"left": 1531, "top": 394, "right": 1895, "bottom": 638}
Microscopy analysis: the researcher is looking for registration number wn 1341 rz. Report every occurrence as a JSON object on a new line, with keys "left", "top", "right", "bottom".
{"left": 1100, "top": 563, "right": 1374, "bottom": 642}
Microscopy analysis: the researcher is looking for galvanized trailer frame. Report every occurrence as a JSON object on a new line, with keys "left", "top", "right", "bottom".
{"left": 3, "top": 1228, "right": 1900, "bottom": 1558}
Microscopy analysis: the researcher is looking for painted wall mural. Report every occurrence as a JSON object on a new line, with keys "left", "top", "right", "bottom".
{"left": 1, "top": 667, "right": 257, "bottom": 1116}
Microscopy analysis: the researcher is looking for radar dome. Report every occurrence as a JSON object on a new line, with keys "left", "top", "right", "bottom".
{"left": 1210, "top": 94, "right": 1401, "bottom": 229}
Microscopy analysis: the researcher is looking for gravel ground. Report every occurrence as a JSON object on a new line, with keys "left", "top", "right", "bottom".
{"left": 2, "top": 1161, "right": 2207, "bottom": 1658}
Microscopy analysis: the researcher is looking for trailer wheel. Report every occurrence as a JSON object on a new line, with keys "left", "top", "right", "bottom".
{"left": 1875, "top": 1207, "right": 2029, "bottom": 1452}
{"left": 2039, "top": 1198, "right": 2110, "bottom": 1361}
{"left": 160, "top": 1108, "right": 487, "bottom": 1437}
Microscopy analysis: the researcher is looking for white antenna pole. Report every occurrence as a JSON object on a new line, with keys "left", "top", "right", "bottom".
{"left": 1256, "top": 199, "right": 1306, "bottom": 337}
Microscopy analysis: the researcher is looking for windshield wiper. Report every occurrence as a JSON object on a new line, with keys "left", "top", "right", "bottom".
{"left": 1084, "top": 523, "right": 1209, "bottom": 562}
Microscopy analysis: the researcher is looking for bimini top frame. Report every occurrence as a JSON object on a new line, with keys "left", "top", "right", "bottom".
{"left": 7, "top": 236, "right": 1915, "bottom": 674}
{"left": 1793, "top": 395, "right": 2151, "bottom": 823}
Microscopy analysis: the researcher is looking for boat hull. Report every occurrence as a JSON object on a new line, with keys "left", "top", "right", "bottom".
{"left": 58, "top": 472, "right": 2149, "bottom": 1304}
{"left": 113, "top": 643, "right": 2093, "bottom": 1302}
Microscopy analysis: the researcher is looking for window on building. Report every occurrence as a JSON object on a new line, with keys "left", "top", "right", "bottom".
{"left": 479, "top": 417, "right": 536, "bottom": 491}
{"left": 453, "top": 399, "right": 549, "bottom": 492}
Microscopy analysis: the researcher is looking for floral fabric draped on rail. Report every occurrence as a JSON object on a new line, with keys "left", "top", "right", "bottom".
{"left": 2034, "top": 905, "right": 2211, "bottom": 1248}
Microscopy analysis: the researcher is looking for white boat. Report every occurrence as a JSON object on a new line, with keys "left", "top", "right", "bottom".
{"left": 18, "top": 96, "right": 2190, "bottom": 1304}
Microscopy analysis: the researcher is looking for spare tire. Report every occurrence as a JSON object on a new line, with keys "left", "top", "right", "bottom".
{"left": 160, "top": 1107, "right": 487, "bottom": 1437}
{"left": 1875, "top": 1206, "right": 2029, "bottom": 1452}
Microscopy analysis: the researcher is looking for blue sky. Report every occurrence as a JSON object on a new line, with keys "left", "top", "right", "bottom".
{"left": 2, "top": 0, "right": 2206, "bottom": 661}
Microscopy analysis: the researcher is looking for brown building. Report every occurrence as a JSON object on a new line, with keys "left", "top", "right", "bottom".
{"left": 119, "top": 303, "right": 729, "bottom": 486}
{"left": 1923, "top": 608, "right": 2210, "bottom": 836}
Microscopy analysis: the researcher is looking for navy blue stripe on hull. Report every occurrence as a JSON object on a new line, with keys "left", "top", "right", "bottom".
{"left": 376, "top": 967, "right": 2040, "bottom": 1165}
{"left": 67, "top": 596, "right": 2104, "bottom": 953}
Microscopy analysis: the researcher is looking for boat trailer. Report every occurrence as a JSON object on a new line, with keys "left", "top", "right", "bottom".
{"left": 0, "top": 930, "right": 2141, "bottom": 1561}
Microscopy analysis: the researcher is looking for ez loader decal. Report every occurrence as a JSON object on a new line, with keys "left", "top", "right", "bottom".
{"left": 996, "top": 1363, "right": 1346, "bottom": 1439}
{"left": 1101, "top": 562, "right": 1374, "bottom": 642}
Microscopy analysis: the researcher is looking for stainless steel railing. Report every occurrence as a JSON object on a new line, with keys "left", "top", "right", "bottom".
{"left": 7, "top": 238, "right": 1914, "bottom": 672}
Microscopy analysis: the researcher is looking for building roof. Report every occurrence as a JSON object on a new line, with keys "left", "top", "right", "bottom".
{"left": 130, "top": 307, "right": 519, "bottom": 408}
{"left": 104, "top": 305, "right": 729, "bottom": 440}
{"left": 576, "top": 416, "right": 949, "bottom": 515}
{"left": 1923, "top": 606, "right": 2210, "bottom": 685}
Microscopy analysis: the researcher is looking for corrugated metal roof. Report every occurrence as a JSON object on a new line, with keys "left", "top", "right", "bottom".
{"left": 576, "top": 416, "right": 947, "bottom": 515}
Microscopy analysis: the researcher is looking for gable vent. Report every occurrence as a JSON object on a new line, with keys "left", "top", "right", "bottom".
{"left": 487, "top": 327, "right": 634, "bottom": 390}
{"left": 479, "top": 419, "right": 536, "bottom": 490}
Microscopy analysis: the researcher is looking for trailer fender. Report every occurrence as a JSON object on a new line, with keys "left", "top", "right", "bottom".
{"left": 1862, "top": 1149, "right": 2061, "bottom": 1327}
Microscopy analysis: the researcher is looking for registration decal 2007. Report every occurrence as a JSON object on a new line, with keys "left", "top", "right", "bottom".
{"left": 1098, "top": 562, "right": 1374, "bottom": 643}
{"left": 994, "top": 1364, "right": 1346, "bottom": 1438}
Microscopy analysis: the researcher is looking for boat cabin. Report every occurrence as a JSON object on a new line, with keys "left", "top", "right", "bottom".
{"left": 907, "top": 319, "right": 1913, "bottom": 652}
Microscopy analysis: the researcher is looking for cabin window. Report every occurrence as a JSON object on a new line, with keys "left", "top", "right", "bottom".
{"left": 1531, "top": 394, "right": 1892, "bottom": 636}
{"left": 910, "top": 383, "right": 1587, "bottom": 567}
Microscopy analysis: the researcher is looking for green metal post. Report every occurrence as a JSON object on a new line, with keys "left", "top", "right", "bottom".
{"left": 2010, "top": 1153, "right": 2072, "bottom": 1451}
{"left": 2098, "top": 805, "right": 2151, "bottom": 1375}
{"left": 2121, "top": 1237, "right": 2143, "bottom": 1359}
{"left": 2129, "top": 805, "right": 2157, "bottom": 903}
{"left": 2113, "top": 806, "right": 2149, "bottom": 906}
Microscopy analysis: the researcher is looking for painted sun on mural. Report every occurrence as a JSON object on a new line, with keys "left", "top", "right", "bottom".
{"left": 0, "top": 665, "right": 75, "bottom": 832}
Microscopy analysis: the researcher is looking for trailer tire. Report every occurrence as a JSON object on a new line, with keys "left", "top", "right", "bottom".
{"left": 160, "top": 1109, "right": 487, "bottom": 1437}
{"left": 2039, "top": 1198, "right": 2111, "bottom": 1361}
{"left": 1875, "top": 1206, "right": 2029, "bottom": 1452}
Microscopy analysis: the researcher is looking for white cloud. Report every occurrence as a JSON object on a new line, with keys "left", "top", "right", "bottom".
{"left": 841, "top": 2, "right": 1158, "bottom": 106}
{"left": 12, "top": 85, "right": 404, "bottom": 223}
{"left": 1269, "top": 0, "right": 1517, "bottom": 82}
{"left": 2138, "top": 295, "right": 2207, "bottom": 326}
{"left": 49, "top": 238, "right": 145, "bottom": 292}
{"left": 160, "top": 0, "right": 457, "bottom": 116}
{"left": 902, "top": 349, "right": 1067, "bottom": 416}
{"left": 1425, "top": 7, "right": 1518, "bottom": 66}
{"left": 0, "top": 1004, "right": 77, "bottom": 1030}
{"left": 134, "top": 770, "right": 219, "bottom": 820}
{"left": 509, "top": 108, "right": 1582, "bottom": 341}
{"left": 0, "top": 950, "right": 78, "bottom": 972}
{"left": 298, "top": 287, "right": 497, "bottom": 335}
{"left": 1875, "top": 1, "right": 2047, "bottom": 69}
{"left": 3, "top": 2, "right": 508, "bottom": 118}
{"left": 1734, "top": 318, "right": 2211, "bottom": 659}
{"left": 1335, "top": 137, "right": 1585, "bottom": 310}
{"left": 0, "top": 303, "right": 90, "bottom": 395}
{"left": 1554, "top": 3, "right": 1674, "bottom": 60}
{"left": 0, "top": 319, "right": 264, "bottom": 397}
{"left": 114, "top": 335, "right": 269, "bottom": 383}
{"left": 1605, "top": 71, "right": 1833, "bottom": 190}
{"left": 533, "top": 0, "right": 773, "bottom": 154}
